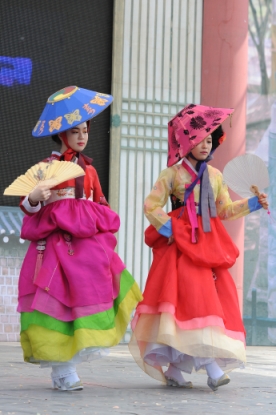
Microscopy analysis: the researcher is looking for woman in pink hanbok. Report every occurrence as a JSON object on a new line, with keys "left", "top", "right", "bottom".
{"left": 18, "top": 86, "right": 142, "bottom": 391}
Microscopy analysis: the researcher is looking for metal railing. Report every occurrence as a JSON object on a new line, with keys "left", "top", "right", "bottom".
{"left": 243, "top": 288, "right": 276, "bottom": 345}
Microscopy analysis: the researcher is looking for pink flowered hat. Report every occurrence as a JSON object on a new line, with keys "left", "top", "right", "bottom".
{"left": 167, "top": 104, "right": 234, "bottom": 167}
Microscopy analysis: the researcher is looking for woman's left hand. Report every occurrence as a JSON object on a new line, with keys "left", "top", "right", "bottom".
{"left": 258, "top": 192, "right": 269, "bottom": 210}
{"left": 167, "top": 235, "right": 174, "bottom": 245}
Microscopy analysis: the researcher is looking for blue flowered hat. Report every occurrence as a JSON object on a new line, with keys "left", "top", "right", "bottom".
{"left": 32, "top": 86, "right": 113, "bottom": 137}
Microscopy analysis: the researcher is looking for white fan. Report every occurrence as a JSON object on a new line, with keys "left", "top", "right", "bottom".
{"left": 4, "top": 160, "right": 85, "bottom": 196}
{"left": 223, "top": 154, "right": 269, "bottom": 199}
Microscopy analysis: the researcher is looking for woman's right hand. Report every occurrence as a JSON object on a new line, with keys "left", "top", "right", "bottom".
{"left": 258, "top": 192, "right": 269, "bottom": 210}
{"left": 28, "top": 184, "right": 52, "bottom": 205}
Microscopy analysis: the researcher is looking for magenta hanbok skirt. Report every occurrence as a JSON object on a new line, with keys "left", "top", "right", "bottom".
{"left": 18, "top": 199, "right": 142, "bottom": 364}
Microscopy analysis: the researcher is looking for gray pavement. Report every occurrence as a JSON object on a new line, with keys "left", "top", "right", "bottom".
{"left": 0, "top": 343, "right": 275, "bottom": 415}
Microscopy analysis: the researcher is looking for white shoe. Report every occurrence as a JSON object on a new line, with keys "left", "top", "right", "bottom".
{"left": 52, "top": 373, "right": 83, "bottom": 391}
{"left": 207, "top": 373, "right": 230, "bottom": 391}
{"left": 164, "top": 365, "right": 193, "bottom": 389}
{"left": 165, "top": 376, "right": 193, "bottom": 388}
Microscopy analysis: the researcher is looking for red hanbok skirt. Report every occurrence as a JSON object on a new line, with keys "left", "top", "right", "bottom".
{"left": 129, "top": 207, "right": 246, "bottom": 382}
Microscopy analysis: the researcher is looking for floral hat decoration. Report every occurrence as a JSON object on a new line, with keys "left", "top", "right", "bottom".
{"left": 167, "top": 104, "right": 234, "bottom": 167}
{"left": 32, "top": 86, "right": 113, "bottom": 138}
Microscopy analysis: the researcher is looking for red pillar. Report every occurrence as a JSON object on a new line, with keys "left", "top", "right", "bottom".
{"left": 201, "top": 0, "right": 249, "bottom": 311}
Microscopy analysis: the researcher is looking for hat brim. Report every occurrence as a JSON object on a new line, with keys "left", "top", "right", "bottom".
{"left": 167, "top": 105, "right": 234, "bottom": 167}
{"left": 32, "top": 86, "right": 113, "bottom": 137}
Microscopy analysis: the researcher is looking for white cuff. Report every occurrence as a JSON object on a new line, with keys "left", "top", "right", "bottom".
{"left": 22, "top": 196, "right": 41, "bottom": 213}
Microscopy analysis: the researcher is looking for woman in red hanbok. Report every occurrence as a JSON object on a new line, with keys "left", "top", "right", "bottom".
{"left": 129, "top": 104, "right": 268, "bottom": 391}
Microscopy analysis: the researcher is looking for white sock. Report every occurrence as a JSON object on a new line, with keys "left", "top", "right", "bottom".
{"left": 165, "top": 364, "right": 188, "bottom": 383}
{"left": 51, "top": 363, "right": 77, "bottom": 380}
{"left": 205, "top": 361, "right": 224, "bottom": 380}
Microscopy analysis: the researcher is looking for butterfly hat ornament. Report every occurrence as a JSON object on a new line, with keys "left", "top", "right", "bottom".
{"left": 32, "top": 86, "right": 113, "bottom": 138}
{"left": 223, "top": 154, "right": 269, "bottom": 209}
{"left": 4, "top": 160, "right": 85, "bottom": 196}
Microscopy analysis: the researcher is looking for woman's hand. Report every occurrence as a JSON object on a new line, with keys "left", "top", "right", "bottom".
{"left": 258, "top": 192, "right": 269, "bottom": 210}
{"left": 28, "top": 184, "right": 52, "bottom": 205}
{"left": 167, "top": 235, "right": 175, "bottom": 245}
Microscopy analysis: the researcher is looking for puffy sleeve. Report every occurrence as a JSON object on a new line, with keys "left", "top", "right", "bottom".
{"left": 144, "top": 167, "right": 176, "bottom": 237}
{"left": 20, "top": 196, "right": 41, "bottom": 216}
{"left": 84, "top": 165, "right": 109, "bottom": 205}
{"left": 215, "top": 170, "right": 262, "bottom": 220}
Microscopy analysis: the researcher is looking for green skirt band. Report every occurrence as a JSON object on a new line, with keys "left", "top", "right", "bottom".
{"left": 20, "top": 269, "right": 142, "bottom": 363}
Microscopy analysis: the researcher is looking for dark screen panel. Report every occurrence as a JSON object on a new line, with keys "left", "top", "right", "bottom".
{"left": 0, "top": 0, "right": 113, "bottom": 206}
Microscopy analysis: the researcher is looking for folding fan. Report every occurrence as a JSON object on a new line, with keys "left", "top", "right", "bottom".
{"left": 223, "top": 154, "right": 269, "bottom": 201}
{"left": 4, "top": 160, "right": 85, "bottom": 196}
